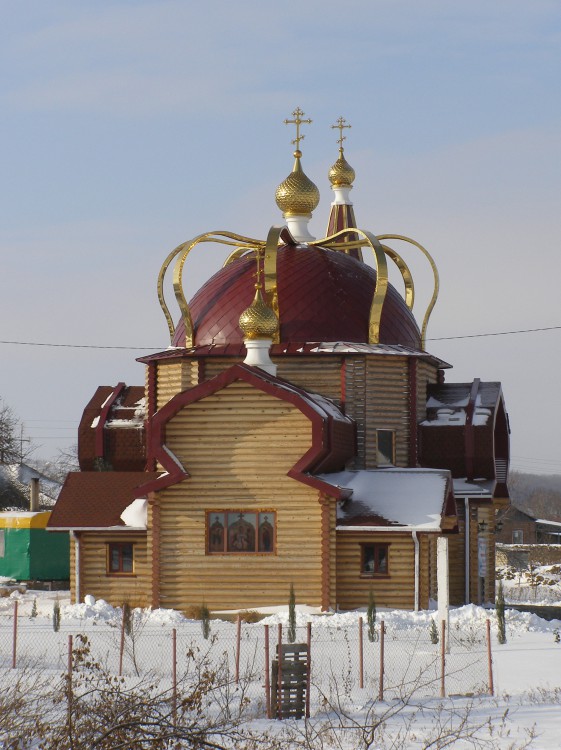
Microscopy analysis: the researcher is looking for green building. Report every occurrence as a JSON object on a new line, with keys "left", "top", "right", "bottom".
{"left": 0, "top": 512, "right": 69, "bottom": 581}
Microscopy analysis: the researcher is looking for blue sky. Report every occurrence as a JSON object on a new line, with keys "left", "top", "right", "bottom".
{"left": 1, "top": 1, "right": 560, "bottom": 474}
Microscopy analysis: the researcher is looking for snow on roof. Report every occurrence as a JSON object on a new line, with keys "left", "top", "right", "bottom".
{"left": 241, "top": 364, "right": 352, "bottom": 425}
{"left": 453, "top": 478, "right": 496, "bottom": 497}
{"left": 106, "top": 419, "right": 144, "bottom": 429}
{"left": 317, "top": 468, "right": 450, "bottom": 530}
{"left": 536, "top": 518, "right": 561, "bottom": 529}
{"left": 423, "top": 383, "right": 502, "bottom": 428}
{"left": 422, "top": 395, "right": 492, "bottom": 427}
{"left": 120, "top": 498, "right": 148, "bottom": 529}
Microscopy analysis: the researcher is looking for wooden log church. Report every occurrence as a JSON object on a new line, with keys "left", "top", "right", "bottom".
{"left": 49, "top": 111, "right": 510, "bottom": 612}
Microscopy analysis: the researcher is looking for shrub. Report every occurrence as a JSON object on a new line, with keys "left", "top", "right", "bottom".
{"left": 30, "top": 597, "right": 37, "bottom": 619}
{"left": 429, "top": 618, "right": 439, "bottom": 644}
{"left": 367, "top": 588, "right": 378, "bottom": 642}
{"left": 52, "top": 600, "right": 61, "bottom": 632}
{"left": 200, "top": 603, "right": 211, "bottom": 640}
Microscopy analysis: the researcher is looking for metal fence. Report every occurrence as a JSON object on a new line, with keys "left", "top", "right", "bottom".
{"left": 0, "top": 607, "right": 494, "bottom": 717}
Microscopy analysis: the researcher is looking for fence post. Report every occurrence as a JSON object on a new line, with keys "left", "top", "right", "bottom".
{"left": 378, "top": 619, "right": 384, "bottom": 701}
{"left": 67, "top": 634, "right": 73, "bottom": 732}
{"left": 440, "top": 620, "right": 446, "bottom": 698}
{"left": 12, "top": 600, "right": 18, "bottom": 669}
{"left": 235, "top": 615, "right": 241, "bottom": 684}
{"left": 306, "top": 621, "right": 311, "bottom": 719}
{"left": 358, "top": 616, "right": 364, "bottom": 689}
{"left": 277, "top": 623, "right": 283, "bottom": 719}
{"left": 118, "top": 608, "right": 126, "bottom": 676}
{"left": 486, "top": 618, "right": 494, "bottom": 696}
{"left": 172, "top": 628, "right": 177, "bottom": 727}
{"left": 264, "top": 624, "right": 271, "bottom": 719}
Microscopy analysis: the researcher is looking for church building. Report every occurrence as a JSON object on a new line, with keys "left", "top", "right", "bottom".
{"left": 48, "top": 111, "right": 510, "bottom": 613}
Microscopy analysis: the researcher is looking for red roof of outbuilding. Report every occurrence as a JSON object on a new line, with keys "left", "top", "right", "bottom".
{"left": 48, "top": 472, "right": 159, "bottom": 529}
{"left": 172, "top": 245, "right": 421, "bottom": 349}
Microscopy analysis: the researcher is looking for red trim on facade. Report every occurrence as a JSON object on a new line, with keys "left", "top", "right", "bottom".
{"left": 95, "top": 382, "right": 126, "bottom": 458}
{"left": 465, "top": 379, "right": 480, "bottom": 481}
{"left": 408, "top": 358, "right": 418, "bottom": 467}
{"left": 140, "top": 363, "right": 353, "bottom": 500}
{"left": 149, "top": 493, "right": 160, "bottom": 608}
{"left": 319, "top": 495, "right": 331, "bottom": 611}
{"left": 145, "top": 363, "right": 157, "bottom": 471}
{"left": 340, "top": 359, "right": 347, "bottom": 413}
{"left": 197, "top": 359, "right": 206, "bottom": 384}
{"left": 75, "top": 531, "right": 82, "bottom": 605}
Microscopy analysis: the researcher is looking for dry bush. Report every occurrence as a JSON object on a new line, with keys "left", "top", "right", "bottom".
{"left": 34, "top": 633, "right": 280, "bottom": 750}
{"left": 185, "top": 604, "right": 208, "bottom": 620}
{"left": 238, "top": 610, "right": 261, "bottom": 623}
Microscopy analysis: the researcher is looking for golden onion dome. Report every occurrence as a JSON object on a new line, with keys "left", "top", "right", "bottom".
{"left": 239, "top": 287, "right": 279, "bottom": 340}
{"left": 328, "top": 148, "right": 355, "bottom": 187}
{"left": 275, "top": 150, "right": 320, "bottom": 217}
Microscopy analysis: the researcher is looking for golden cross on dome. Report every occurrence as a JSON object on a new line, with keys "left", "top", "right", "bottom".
{"left": 254, "top": 249, "right": 263, "bottom": 288}
{"left": 331, "top": 116, "right": 351, "bottom": 148}
{"left": 284, "top": 107, "right": 312, "bottom": 151}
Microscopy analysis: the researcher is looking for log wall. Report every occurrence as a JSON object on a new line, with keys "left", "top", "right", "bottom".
{"left": 70, "top": 532, "right": 150, "bottom": 608}
{"left": 416, "top": 360, "right": 439, "bottom": 424}
{"left": 447, "top": 500, "right": 496, "bottom": 605}
{"left": 364, "top": 357, "right": 410, "bottom": 468}
{"left": 155, "top": 361, "right": 198, "bottom": 410}
{"left": 156, "top": 353, "right": 435, "bottom": 475}
{"left": 155, "top": 380, "right": 330, "bottom": 612}
{"left": 335, "top": 531, "right": 431, "bottom": 610}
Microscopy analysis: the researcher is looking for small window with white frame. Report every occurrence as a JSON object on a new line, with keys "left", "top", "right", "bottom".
{"left": 512, "top": 529, "right": 523, "bottom": 544}
{"left": 376, "top": 429, "right": 395, "bottom": 466}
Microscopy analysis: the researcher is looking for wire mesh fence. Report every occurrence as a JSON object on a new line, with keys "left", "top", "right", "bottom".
{"left": 0, "top": 607, "right": 494, "bottom": 717}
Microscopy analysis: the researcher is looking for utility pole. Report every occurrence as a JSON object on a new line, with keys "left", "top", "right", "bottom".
{"left": 19, "top": 424, "right": 30, "bottom": 465}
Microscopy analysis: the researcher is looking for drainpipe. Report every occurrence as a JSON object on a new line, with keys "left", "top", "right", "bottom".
{"left": 30, "top": 478, "right": 40, "bottom": 512}
{"left": 464, "top": 498, "right": 470, "bottom": 604}
{"left": 72, "top": 532, "right": 81, "bottom": 604}
{"left": 412, "top": 531, "right": 420, "bottom": 612}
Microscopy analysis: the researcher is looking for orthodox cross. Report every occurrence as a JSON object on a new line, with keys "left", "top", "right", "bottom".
{"left": 331, "top": 116, "right": 351, "bottom": 148}
{"left": 284, "top": 107, "right": 312, "bottom": 150}
{"left": 254, "top": 248, "right": 263, "bottom": 288}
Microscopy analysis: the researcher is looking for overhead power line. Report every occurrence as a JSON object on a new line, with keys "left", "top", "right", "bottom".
{"left": 0, "top": 324, "right": 560, "bottom": 351}
{"left": 427, "top": 325, "right": 561, "bottom": 341}
{"left": 0, "top": 340, "right": 153, "bottom": 350}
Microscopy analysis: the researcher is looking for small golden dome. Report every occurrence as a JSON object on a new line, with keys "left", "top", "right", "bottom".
{"left": 275, "top": 151, "right": 320, "bottom": 217}
{"left": 239, "top": 287, "right": 279, "bottom": 340}
{"left": 328, "top": 148, "right": 355, "bottom": 187}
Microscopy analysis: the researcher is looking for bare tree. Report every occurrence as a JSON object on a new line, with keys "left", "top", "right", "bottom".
{"left": 0, "top": 398, "right": 32, "bottom": 464}
{"left": 31, "top": 443, "right": 79, "bottom": 484}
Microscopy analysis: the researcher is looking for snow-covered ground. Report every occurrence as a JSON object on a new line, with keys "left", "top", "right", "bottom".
{"left": 1, "top": 585, "right": 561, "bottom": 748}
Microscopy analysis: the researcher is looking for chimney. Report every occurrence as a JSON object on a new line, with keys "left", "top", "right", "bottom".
{"left": 30, "top": 477, "right": 40, "bottom": 512}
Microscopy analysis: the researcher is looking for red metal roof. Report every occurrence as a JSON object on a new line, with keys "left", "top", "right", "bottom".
{"left": 171, "top": 245, "right": 421, "bottom": 349}
{"left": 48, "top": 472, "right": 160, "bottom": 529}
{"left": 78, "top": 385, "right": 146, "bottom": 472}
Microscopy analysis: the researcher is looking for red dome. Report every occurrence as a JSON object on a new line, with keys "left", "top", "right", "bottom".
{"left": 173, "top": 245, "right": 421, "bottom": 349}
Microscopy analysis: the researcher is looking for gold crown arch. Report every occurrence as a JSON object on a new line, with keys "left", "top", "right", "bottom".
{"left": 157, "top": 111, "right": 440, "bottom": 351}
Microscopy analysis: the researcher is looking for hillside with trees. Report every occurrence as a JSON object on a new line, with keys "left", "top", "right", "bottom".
{"left": 508, "top": 471, "right": 561, "bottom": 521}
